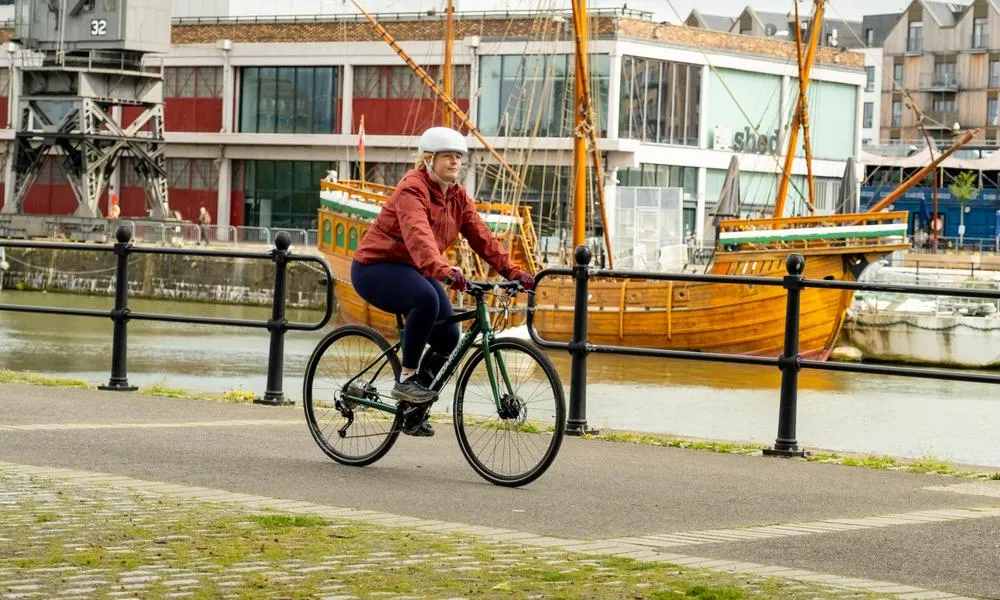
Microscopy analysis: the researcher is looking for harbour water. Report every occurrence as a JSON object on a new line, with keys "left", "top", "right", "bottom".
{"left": 2, "top": 290, "right": 999, "bottom": 468}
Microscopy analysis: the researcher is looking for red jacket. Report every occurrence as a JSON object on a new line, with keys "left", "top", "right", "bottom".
{"left": 353, "top": 168, "right": 518, "bottom": 280}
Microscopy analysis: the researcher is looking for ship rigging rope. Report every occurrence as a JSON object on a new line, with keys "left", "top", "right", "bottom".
{"left": 661, "top": 0, "right": 809, "bottom": 208}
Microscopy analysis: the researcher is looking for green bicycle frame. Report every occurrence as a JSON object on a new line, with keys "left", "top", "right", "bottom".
{"left": 340, "top": 295, "right": 517, "bottom": 415}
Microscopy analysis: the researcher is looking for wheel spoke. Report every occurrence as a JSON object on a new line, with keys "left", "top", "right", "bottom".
{"left": 304, "top": 327, "right": 401, "bottom": 466}
{"left": 454, "top": 340, "right": 565, "bottom": 486}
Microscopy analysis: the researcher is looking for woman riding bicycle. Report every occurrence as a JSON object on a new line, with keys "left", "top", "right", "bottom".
{"left": 351, "top": 126, "right": 534, "bottom": 414}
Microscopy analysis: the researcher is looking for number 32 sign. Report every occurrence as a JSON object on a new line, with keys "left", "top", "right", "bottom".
{"left": 90, "top": 19, "right": 108, "bottom": 36}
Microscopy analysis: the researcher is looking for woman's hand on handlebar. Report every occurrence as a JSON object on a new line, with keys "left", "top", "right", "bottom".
{"left": 443, "top": 267, "right": 468, "bottom": 292}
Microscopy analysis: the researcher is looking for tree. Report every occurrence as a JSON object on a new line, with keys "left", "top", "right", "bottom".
{"left": 948, "top": 170, "right": 979, "bottom": 247}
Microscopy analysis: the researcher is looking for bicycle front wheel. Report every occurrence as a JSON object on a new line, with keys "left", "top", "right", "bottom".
{"left": 303, "top": 325, "right": 403, "bottom": 467}
{"left": 453, "top": 337, "right": 566, "bottom": 487}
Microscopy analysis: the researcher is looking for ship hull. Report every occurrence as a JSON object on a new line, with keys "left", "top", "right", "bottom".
{"left": 530, "top": 252, "right": 889, "bottom": 358}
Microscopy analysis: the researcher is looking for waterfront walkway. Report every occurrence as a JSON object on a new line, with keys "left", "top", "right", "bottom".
{"left": 1, "top": 383, "right": 998, "bottom": 599}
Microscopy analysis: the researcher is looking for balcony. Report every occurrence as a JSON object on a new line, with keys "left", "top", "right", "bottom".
{"left": 923, "top": 110, "right": 958, "bottom": 129}
{"left": 919, "top": 72, "right": 959, "bottom": 92}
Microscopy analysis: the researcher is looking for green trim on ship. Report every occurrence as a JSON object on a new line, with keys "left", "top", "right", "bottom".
{"left": 720, "top": 224, "right": 908, "bottom": 245}
{"left": 320, "top": 194, "right": 521, "bottom": 232}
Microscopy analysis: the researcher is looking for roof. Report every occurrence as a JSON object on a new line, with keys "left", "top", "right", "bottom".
{"left": 921, "top": 0, "right": 971, "bottom": 27}
{"left": 861, "top": 13, "right": 899, "bottom": 48}
{"left": 749, "top": 8, "right": 791, "bottom": 36}
{"left": 701, "top": 13, "right": 737, "bottom": 32}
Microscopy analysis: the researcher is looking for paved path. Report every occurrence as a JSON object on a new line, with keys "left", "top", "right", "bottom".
{"left": 1, "top": 383, "right": 998, "bottom": 599}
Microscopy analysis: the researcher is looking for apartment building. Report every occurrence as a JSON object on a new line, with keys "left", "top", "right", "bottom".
{"left": 880, "top": 0, "right": 1000, "bottom": 145}
{"left": 860, "top": 13, "right": 898, "bottom": 145}
{"left": 685, "top": 6, "right": 864, "bottom": 49}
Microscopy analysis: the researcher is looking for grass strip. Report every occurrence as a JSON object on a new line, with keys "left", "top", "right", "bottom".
{"left": 1, "top": 472, "right": 882, "bottom": 600}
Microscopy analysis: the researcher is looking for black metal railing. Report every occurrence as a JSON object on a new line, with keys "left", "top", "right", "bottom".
{"left": 0, "top": 226, "right": 334, "bottom": 405}
{"left": 526, "top": 246, "right": 1000, "bottom": 456}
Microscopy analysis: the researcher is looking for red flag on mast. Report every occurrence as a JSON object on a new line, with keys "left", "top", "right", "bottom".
{"left": 358, "top": 114, "right": 366, "bottom": 185}
{"left": 357, "top": 114, "right": 366, "bottom": 160}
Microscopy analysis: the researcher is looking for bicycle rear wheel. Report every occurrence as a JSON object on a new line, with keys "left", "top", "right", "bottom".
{"left": 453, "top": 337, "right": 566, "bottom": 487}
{"left": 303, "top": 325, "right": 403, "bottom": 466}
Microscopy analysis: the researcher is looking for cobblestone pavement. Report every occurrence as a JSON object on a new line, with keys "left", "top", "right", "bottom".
{"left": 0, "top": 462, "right": 985, "bottom": 599}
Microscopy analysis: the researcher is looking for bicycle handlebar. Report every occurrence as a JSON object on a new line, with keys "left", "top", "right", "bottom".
{"left": 442, "top": 277, "right": 525, "bottom": 296}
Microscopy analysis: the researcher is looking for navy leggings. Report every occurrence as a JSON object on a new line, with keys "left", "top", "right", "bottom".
{"left": 351, "top": 261, "right": 460, "bottom": 369}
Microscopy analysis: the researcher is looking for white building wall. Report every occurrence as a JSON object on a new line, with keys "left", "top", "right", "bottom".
{"left": 862, "top": 47, "right": 882, "bottom": 145}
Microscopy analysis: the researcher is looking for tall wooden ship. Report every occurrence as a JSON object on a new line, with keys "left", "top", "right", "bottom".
{"left": 316, "top": 0, "right": 969, "bottom": 358}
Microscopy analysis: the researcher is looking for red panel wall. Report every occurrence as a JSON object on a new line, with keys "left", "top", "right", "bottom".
{"left": 0, "top": 97, "right": 8, "bottom": 130}
{"left": 352, "top": 99, "right": 470, "bottom": 135}
{"left": 120, "top": 99, "right": 223, "bottom": 133}
{"left": 168, "top": 189, "right": 217, "bottom": 222}
{"left": 230, "top": 190, "right": 245, "bottom": 227}
{"left": 23, "top": 185, "right": 79, "bottom": 215}
{"left": 165, "top": 98, "right": 223, "bottom": 132}
{"left": 119, "top": 187, "right": 215, "bottom": 222}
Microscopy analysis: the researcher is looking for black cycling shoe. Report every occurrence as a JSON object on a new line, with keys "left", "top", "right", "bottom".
{"left": 391, "top": 378, "right": 437, "bottom": 404}
{"left": 403, "top": 416, "right": 435, "bottom": 437}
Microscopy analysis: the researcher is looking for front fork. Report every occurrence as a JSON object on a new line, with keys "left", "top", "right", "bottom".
{"left": 477, "top": 302, "right": 516, "bottom": 413}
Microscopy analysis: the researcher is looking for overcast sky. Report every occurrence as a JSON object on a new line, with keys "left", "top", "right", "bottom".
{"left": 224, "top": 0, "right": 940, "bottom": 23}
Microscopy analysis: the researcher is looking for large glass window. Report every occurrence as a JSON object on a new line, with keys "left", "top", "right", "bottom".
{"left": 891, "top": 100, "right": 903, "bottom": 127}
{"left": 863, "top": 102, "right": 873, "bottom": 128}
{"left": 477, "top": 54, "right": 608, "bottom": 137}
{"left": 865, "top": 66, "right": 875, "bottom": 92}
{"left": 934, "top": 62, "right": 956, "bottom": 87}
{"left": 243, "top": 160, "right": 334, "bottom": 229}
{"left": 907, "top": 21, "right": 923, "bottom": 52}
{"left": 619, "top": 55, "right": 702, "bottom": 146}
{"left": 973, "top": 17, "right": 988, "bottom": 49}
{"left": 617, "top": 164, "right": 697, "bottom": 202}
{"left": 349, "top": 161, "right": 410, "bottom": 186}
{"left": 475, "top": 163, "right": 603, "bottom": 237}
{"left": 239, "top": 67, "right": 338, "bottom": 134}
{"left": 989, "top": 98, "right": 998, "bottom": 126}
{"left": 991, "top": 60, "right": 1000, "bottom": 88}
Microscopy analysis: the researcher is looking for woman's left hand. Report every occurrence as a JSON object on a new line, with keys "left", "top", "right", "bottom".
{"left": 509, "top": 268, "right": 534, "bottom": 290}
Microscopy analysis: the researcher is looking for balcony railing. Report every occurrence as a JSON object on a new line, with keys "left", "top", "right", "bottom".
{"left": 919, "top": 71, "right": 959, "bottom": 91}
{"left": 924, "top": 110, "right": 958, "bottom": 128}
{"left": 972, "top": 33, "right": 989, "bottom": 50}
{"left": 907, "top": 36, "right": 924, "bottom": 53}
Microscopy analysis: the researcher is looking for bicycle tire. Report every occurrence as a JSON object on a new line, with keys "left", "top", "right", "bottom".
{"left": 453, "top": 337, "right": 566, "bottom": 487}
{"left": 303, "top": 324, "right": 403, "bottom": 467}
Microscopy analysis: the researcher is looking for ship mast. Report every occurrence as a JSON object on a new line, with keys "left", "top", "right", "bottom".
{"left": 442, "top": 0, "right": 454, "bottom": 128}
{"left": 773, "top": 0, "right": 825, "bottom": 218}
{"left": 570, "top": 0, "right": 614, "bottom": 267}
{"left": 349, "top": 0, "right": 524, "bottom": 187}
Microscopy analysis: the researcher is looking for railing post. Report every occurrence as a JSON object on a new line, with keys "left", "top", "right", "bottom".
{"left": 764, "top": 253, "right": 807, "bottom": 457}
{"left": 257, "top": 231, "right": 294, "bottom": 406}
{"left": 566, "top": 244, "right": 595, "bottom": 436}
{"left": 99, "top": 225, "right": 138, "bottom": 392}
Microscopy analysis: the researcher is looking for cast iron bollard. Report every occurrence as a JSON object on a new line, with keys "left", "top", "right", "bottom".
{"left": 257, "top": 231, "right": 294, "bottom": 406}
{"left": 764, "top": 253, "right": 807, "bottom": 457}
{"left": 98, "top": 225, "right": 138, "bottom": 392}
{"left": 566, "top": 244, "right": 594, "bottom": 436}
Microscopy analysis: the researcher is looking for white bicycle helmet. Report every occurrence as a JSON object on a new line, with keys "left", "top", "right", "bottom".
{"left": 417, "top": 127, "right": 468, "bottom": 156}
